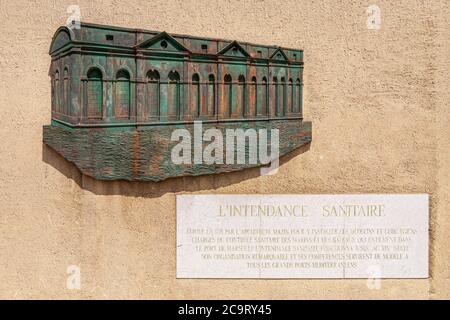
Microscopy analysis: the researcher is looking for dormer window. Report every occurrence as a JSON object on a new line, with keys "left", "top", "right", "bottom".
{"left": 257, "top": 50, "right": 262, "bottom": 58}
{"left": 106, "top": 35, "right": 114, "bottom": 41}
{"left": 201, "top": 44, "right": 208, "bottom": 53}
{"left": 293, "top": 53, "right": 297, "bottom": 61}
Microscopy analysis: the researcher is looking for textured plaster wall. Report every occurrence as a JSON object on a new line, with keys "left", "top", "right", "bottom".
{"left": 0, "top": 0, "right": 449, "bottom": 299}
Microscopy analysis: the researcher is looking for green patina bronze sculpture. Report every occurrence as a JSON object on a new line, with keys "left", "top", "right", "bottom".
{"left": 43, "top": 22, "right": 312, "bottom": 181}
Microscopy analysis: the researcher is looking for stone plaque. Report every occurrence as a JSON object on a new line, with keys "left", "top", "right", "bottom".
{"left": 176, "top": 194, "right": 428, "bottom": 278}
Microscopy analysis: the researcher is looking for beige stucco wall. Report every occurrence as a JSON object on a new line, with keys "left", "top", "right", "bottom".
{"left": 0, "top": 0, "right": 449, "bottom": 299}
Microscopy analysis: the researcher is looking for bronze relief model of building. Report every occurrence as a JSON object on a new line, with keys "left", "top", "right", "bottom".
{"left": 43, "top": 23, "right": 312, "bottom": 181}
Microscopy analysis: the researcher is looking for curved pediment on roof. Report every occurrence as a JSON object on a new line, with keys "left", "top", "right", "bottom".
{"left": 218, "top": 41, "right": 250, "bottom": 58}
{"left": 49, "top": 26, "right": 74, "bottom": 54}
{"left": 135, "top": 31, "right": 190, "bottom": 53}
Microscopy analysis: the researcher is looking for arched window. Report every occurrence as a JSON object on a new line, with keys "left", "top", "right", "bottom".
{"left": 168, "top": 71, "right": 180, "bottom": 119}
{"left": 146, "top": 70, "right": 160, "bottom": 119}
{"left": 86, "top": 68, "right": 103, "bottom": 118}
{"left": 237, "top": 75, "right": 245, "bottom": 117}
{"left": 192, "top": 73, "right": 200, "bottom": 118}
{"left": 250, "top": 76, "right": 257, "bottom": 116}
{"left": 207, "top": 74, "right": 215, "bottom": 116}
{"left": 63, "top": 68, "right": 69, "bottom": 115}
{"left": 261, "top": 77, "right": 268, "bottom": 116}
{"left": 273, "top": 77, "right": 279, "bottom": 116}
{"left": 54, "top": 70, "right": 60, "bottom": 113}
{"left": 224, "top": 74, "right": 232, "bottom": 117}
{"left": 296, "top": 78, "right": 302, "bottom": 115}
{"left": 281, "top": 77, "right": 287, "bottom": 116}
{"left": 289, "top": 78, "right": 294, "bottom": 113}
{"left": 115, "top": 69, "right": 130, "bottom": 118}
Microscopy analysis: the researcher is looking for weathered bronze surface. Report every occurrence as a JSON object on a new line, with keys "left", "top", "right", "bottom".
{"left": 43, "top": 22, "right": 312, "bottom": 181}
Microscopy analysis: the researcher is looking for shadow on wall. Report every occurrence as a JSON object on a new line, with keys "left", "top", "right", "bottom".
{"left": 42, "top": 143, "right": 310, "bottom": 198}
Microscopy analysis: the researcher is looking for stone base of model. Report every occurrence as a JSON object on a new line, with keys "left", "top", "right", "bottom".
{"left": 43, "top": 119, "right": 312, "bottom": 181}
